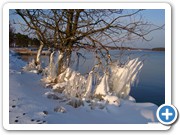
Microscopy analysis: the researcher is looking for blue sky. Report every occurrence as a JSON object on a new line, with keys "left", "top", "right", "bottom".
{"left": 9, "top": 9, "right": 165, "bottom": 49}
{"left": 141, "top": 9, "right": 165, "bottom": 48}
{"left": 143, "top": 9, "right": 165, "bottom": 25}
{"left": 120, "top": 9, "right": 165, "bottom": 49}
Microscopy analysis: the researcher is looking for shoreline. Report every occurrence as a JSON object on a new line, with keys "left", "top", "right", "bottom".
{"left": 10, "top": 47, "right": 165, "bottom": 56}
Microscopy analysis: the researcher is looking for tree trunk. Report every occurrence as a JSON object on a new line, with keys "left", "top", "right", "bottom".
{"left": 57, "top": 51, "right": 65, "bottom": 75}
{"left": 57, "top": 41, "right": 73, "bottom": 75}
{"left": 66, "top": 49, "right": 72, "bottom": 67}
{"left": 35, "top": 41, "right": 44, "bottom": 65}
{"left": 57, "top": 50, "right": 72, "bottom": 75}
{"left": 48, "top": 51, "right": 56, "bottom": 78}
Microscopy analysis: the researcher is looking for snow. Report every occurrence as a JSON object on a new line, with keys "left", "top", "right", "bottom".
{"left": 9, "top": 51, "right": 159, "bottom": 124}
{"left": 103, "top": 95, "right": 120, "bottom": 106}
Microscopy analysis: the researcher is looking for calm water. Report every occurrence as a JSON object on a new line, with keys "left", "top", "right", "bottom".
{"left": 21, "top": 49, "right": 165, "bottom": 106}
{"left": 130, "top": 51, "right": 165, "bottom": 106}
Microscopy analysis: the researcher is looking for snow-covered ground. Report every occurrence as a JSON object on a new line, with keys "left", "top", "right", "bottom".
{"left": 9, "top": 51, "right": 159, "bottom": 124}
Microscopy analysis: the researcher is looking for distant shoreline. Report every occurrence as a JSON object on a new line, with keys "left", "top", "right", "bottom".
{"left": 10, "top": 46, "right": 165, "bottom": 55}
{"left": 73, "top": 45, "right": 165, "bottom": 52}
{"left": 102, "top": 46, "right": 165, "bottom": 52}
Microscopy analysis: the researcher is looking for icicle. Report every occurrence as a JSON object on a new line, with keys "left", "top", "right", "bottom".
{"left": 130, "top": 62, "right": 143, "bottom": 84}
{"left": 48, "top": 51, "right": 56, "bottom": 79}
{"left": 120, "top": 83, "right": 131, "bottom": 98}
{"left": 64, "top": 68, "right": 72, "bottom": 81}
{"left": 83, "top": 71, "right": 93, "bottom": 98}
{"left": 56, "top": 67, "right": 73, "bottom": 83}
{"left": 120, "top": 60, "right": 143, "bottom": 98}
{"left": 110, "top": 58, "right": 143, "bottom": 99}
{"left": 94, "top": 74, "right": 109, "bottom": 96}
{"left": 105, "top": 74, "right": 110, "bottom": 93}
{"left": 36, "top": 43, "right": 44, "bottom": 65}
{"left": 56, "top": 69, "right": 67, "bottom": 83}
{"left": 56, "top": 51, "right": 64, "bottom": 65}
{"left": 69, "top": 71, "right": 77, "bottom": 81}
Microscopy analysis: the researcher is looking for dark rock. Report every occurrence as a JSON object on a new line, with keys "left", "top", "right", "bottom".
{"left": 46, "top": 93, "right": 60, "bottom": 100}
{"left": 43, "top": 111, "right": 48, "bottom": 115}
{"left": 67, "top": 98, "right": 84, "bottom": 108}
{"left": 54, "top": 106, "right": 66, "bottom": 113}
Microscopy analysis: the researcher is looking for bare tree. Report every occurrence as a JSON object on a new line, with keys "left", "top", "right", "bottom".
{"left": 15, "top": 9, "right": 163, "bottom": 74}
{"left": 15, "top": 9, "right": 48, "bottom": 66}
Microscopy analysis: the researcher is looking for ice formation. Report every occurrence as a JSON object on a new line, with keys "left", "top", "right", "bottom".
{"left": 83, "top": 71, "right": 93, "bottom": 98}
{"left": 23, "top": 59, "right": 42, "bottom": 73}
{"left": 52, "top": 67, "right": 86, "bottom": 98}
{"left": 42, "top": 57, "right": 143, "bottom": 106}
{"left": 94, "top": 74, "right": 109, "bottom": 96}
{"left": 48, "top": 51, "right": 56, "bottom": 79}
{"left": 37, "top": 53, "right": 143, "bottom": 107}
{"left": 109, "top": 58, "right": 143, "bottom": 98}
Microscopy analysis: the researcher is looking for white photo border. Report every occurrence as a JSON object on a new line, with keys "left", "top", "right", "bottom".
{"left": 3, "top": 2, "right": 171, "bottom": 130}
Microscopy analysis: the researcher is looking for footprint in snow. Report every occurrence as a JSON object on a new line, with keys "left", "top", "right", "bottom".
{"left": 31, "top": 119, "right": 47, "bottom": 124}
{"left": 12, "top": 105, "right": 16, "bottom": 108}
{"left": 14, "top": 120, "right": 19, "bottom": 123}
{"left": 13, "top": 112, "right": 27, "bottom": 123}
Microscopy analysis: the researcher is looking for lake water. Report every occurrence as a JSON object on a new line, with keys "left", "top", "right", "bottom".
{"left": 21, "top": 49, "right": 165, "bottom": 106}
{"left": 129, "top": 51, "right": 165, "bottom": 106}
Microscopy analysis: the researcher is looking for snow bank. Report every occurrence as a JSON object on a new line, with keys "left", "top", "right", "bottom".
{"left": 103, "top": 95, "right": 120, "bottom": 106}
{"left": 9, "top": 50, "right": 26, "bottom": 72}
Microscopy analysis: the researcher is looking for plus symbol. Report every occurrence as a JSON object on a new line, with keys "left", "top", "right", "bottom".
{"left": 162, "top": 108, "right": 173, "bottom": 120}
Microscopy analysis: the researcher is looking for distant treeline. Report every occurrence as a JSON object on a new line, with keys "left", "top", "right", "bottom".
{"left": 9, "top": 32, "right": 40, "bottom": 47}
{"left": 151, "top": 47, "right": 165, "bottom": 51}
{"left": 104, "top": 46, "right": 165, "bottom": 51}
{"left": 9, "top": 30, "right": 165, "bottom": 52}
